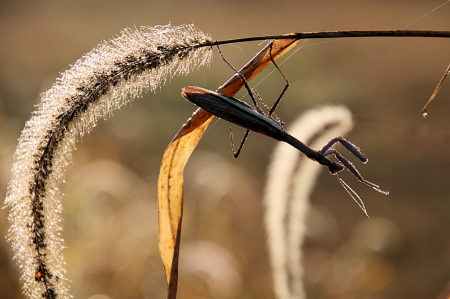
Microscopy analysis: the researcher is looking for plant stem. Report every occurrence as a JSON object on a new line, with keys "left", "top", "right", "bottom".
{"left": 193, "top": 30, "right": 450, "bottom": 48}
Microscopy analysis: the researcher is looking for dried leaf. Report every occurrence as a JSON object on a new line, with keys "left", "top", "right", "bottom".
{"left": 157, "top": 36, "right": 299, "bottom": 298}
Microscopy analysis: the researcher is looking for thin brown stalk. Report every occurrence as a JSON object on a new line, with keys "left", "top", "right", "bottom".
{"left": 200, "top": 30, "right": 450, "bottom": 48}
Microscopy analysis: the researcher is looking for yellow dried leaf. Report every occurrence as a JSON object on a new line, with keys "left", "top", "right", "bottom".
{"left": 158, "top": 37, "right": 299, "bottom": 298}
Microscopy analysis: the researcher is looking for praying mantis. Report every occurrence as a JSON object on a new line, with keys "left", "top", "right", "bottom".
{"left": 181, "top": 44, "right": 389, "bottom": 214}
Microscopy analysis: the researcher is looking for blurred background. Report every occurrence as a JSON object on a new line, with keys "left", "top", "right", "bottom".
{"left": 1, "top": 0, "right": 450, "bottom": 298}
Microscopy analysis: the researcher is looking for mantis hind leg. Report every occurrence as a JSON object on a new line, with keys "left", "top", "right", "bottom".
{"left": 267, "top": 43, "right": 290, "bottom": 117}
{"left": 216, "top": 44, "right": 261, "bottom": 111}
{"left": 229, "top": 122, "right": 250, "bottom": 158}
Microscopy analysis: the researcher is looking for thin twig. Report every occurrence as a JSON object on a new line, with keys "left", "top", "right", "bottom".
{"left": 422, "top": 63, "right": 450, "bottom": 117}
{"left": 193, "top": 30, "right": 450, "bottom": 48}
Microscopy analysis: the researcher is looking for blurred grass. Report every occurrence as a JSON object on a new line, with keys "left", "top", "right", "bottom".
{"left": 0, "top": 0, "right": 450, "bottom": 298}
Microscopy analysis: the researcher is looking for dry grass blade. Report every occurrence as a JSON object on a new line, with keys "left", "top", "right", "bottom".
{"left": 157, "top": 108, "right": 214, "bottom": 298}
{"left": 422, "top": 63, "right": 450, "bottom": 117}
{"left": 157, "top": 36, "right": 299, "bottom": 299}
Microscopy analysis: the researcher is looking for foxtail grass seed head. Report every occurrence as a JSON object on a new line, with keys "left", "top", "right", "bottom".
{"left": 4, "top": 24, "right": 213, "bottom": 299}
{"left": 264, "top": 106, "right": 353, "bottom": 299}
